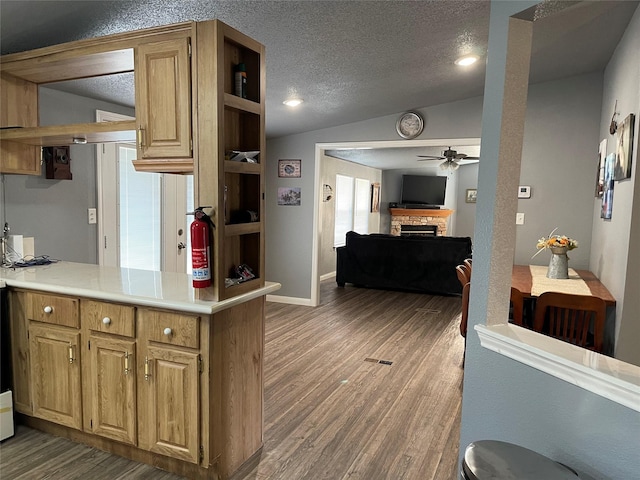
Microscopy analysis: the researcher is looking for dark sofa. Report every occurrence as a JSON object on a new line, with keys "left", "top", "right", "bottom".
{"left": 336, "top": 231, "right": 472, "bottom": 295}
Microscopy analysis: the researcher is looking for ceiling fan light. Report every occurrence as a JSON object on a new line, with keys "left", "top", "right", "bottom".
{"left": 455, "top": 55, "right": 479, "bottom": 66}
{"left": 283, "top": 98, "right": 303, "bottom": 107}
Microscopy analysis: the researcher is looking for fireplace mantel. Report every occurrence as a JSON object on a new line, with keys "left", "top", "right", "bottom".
{"left": 389, "top": 208, "right": 454, "bottom": 236}
{"left": 389, "top": 208, "right": 454, "bottom": 218}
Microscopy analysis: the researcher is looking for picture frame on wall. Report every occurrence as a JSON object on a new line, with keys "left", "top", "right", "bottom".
{"left": 601, "top": 153, "right": 615, "bottom": 219}
{"left": 595, "top": 139, "right": 606, "bottom": 197}
{"left": 278, "top": 159, "right": 302, "bottom": 178}
{"left": 370, "top": 183, "right": 380, "bottom": 212}
{"left": 465, "top": 189, "right": 477, "bottom": 203}
{"left": 613, "top": 113, "right": 635, "bottom": 180}
{"left": 277, "top": 187, "right": 301, "bottom": 206}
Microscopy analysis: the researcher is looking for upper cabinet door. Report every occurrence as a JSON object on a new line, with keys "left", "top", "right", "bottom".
{"left": 135, "top": 37, "right": 192, "bottom": 159}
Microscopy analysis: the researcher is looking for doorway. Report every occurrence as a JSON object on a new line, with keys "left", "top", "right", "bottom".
{"left": 96, "top": 110, "right": 193, "bottom": 273}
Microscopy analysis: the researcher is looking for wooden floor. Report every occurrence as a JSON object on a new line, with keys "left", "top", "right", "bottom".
{"left": 0, "top": 281, "right": 465, "bottom": 480}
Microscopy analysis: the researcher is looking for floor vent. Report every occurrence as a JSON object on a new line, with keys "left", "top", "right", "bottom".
{"left": 364, "top": 357, "right": 393, "bottom": 366}
{"left": 416, "top": 308, "right": 441, "bottom": 314}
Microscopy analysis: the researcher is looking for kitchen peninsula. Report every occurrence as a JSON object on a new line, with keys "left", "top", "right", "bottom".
{"left": 1, "top": 262, "right": 280, "bottom": 479}
{"left": 1, "top": 17, "right": 271, "bottom": 480}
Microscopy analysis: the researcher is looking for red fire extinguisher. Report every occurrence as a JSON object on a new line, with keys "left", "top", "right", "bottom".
{"left": 190, "top": 207, "right": 214, "bottom": 288}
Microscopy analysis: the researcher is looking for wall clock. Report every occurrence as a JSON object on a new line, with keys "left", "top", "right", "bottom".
{"left": 396, "top": 111, "right": 424, "bottom": 139}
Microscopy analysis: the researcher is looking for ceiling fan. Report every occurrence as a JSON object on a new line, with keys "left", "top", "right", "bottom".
{"left": 417, "top": 147, "right": 480, "bottom": 171}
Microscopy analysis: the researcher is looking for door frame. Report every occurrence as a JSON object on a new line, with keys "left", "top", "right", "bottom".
{"left": 312, "top": 137, "right": 481, "bottom": 306}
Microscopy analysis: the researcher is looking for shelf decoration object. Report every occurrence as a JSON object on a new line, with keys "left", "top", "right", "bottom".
{"left": 533, "top": 229, "right": 578, "bottom": 279}
{"left": 278, "top": 159, "right": 301, "bottom": 178}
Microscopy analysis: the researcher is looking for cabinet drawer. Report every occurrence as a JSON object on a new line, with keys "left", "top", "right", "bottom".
{"left": 83, "top": 300, "right": 135, "bottom": 338}
{"left": 27, "top": 292, "right": 79, "bottom": 328}
{"left": 144, "top": 310, "right": 199, "bottom": 349}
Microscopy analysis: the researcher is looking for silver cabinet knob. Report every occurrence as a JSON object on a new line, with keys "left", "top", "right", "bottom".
{"left": 163, "top": 327, "right": 172, "bottom": 336}
{"left": 102, "top": 317, "right": 111, "bottom": 325}
{"left": 43, "top": 306, "right": 53, "bottom": 314}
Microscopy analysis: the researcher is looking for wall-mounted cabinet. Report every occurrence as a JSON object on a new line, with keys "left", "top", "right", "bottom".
{"left": 0, "top": 22, "right": 195, "bottom": 175}
{"left": 1, "top": 19, "right": 266, "bottom": 303}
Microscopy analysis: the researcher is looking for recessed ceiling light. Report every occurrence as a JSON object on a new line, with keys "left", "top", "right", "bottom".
{"left": 455, "top": 55, "right": 479, "bottom": 66}
{"left": 283, "top": 98, "right": 303, "bottom": 107}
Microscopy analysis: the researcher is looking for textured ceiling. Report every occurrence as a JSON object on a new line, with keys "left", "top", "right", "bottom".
{"left": 1, "top": 0, "right": 638, "bottom": 168}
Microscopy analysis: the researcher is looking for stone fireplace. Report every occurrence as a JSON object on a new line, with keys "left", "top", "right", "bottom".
{"left": 389, "top": 208, "right": 454, "bottom": 236}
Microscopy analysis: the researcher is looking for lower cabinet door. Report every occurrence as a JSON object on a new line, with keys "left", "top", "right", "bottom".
{"left": 29, "top": 324, "right": 82, "bottom": 430}
{"left": 139, "top": 346, "right": 200, "bottom": 463}
{"left": 89, "top": 336, "right": 137, "bottom": 445}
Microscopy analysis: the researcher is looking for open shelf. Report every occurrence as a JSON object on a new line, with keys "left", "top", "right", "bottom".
{"left": 0, "top": 120, "right": 136, "bottom": 146}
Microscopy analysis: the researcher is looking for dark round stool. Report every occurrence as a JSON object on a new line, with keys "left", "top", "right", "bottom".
{"left": 461, "top": 440, "right": 581, "bottom": 479}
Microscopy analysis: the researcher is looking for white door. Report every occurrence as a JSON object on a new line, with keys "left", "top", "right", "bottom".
{"left": 97, "top": 111, "right": 193, "bottom": 273}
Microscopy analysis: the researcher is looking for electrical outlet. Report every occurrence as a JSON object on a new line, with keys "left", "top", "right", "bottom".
{"left": 516, "top": 212, "right": 525, "bottom": 225}
{"left": 88, "top": 208, "right": 97, "bottom": 224}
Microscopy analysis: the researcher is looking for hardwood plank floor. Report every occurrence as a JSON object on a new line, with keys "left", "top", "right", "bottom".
{"left": 0, "top": 281, "right": 464, "bottom": 479}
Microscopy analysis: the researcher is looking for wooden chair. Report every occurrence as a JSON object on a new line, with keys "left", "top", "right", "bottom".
{"left": 532, "top": 292, "right": 606, "bottom": 353}
{"left": 456, "top": 264, "right": 471, "bottom": 287}
{"left": 464, "top": 258, "right": 472, "bottom": 272}
{"left": 510, "top": 287, "right": 524, "bottom": 327}
{"left": 460, "top": 282, "right": 470, "bottom": 337}
{"left": 456, "top": 265, "right": 470, "bottom": 288}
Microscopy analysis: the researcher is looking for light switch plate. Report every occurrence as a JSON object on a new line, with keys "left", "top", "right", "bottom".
{"left": 516, "top": 212, "right": 525, "bottom": 225}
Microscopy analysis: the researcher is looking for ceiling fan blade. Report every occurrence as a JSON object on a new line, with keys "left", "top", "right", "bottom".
{"left": 417, "top": 155, "right": 445, "bottom": 160}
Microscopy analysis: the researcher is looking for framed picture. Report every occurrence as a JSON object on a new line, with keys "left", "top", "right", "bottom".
{"left": 601, "top": 153, "right": 615, "bottom": 219}
{"left": 277, "top": 187, "right": 301, "bottom": 206}
{"left": 613, "top": 113, "right": 635, "bottom": 180}
{"left": 278, "top": 159, "right": 301, "bottom": 178}
{"left": 465, "top": 188, "right": 477, "bottom": 203}
{"left": 370, "top": 183, "right": 380, "bottom": 212}
{"left": 595, "top": 139, "right": 606, "bottom": 197}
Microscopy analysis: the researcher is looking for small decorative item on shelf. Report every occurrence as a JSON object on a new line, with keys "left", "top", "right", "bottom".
{"left": 226, "top": 150, "right": 259, "bottom": 163}
{"left": 532, "top": 228, "right": 579, "bottom": 279}
{"left": 225, "top": 263, "right": 256, "bottom": 287}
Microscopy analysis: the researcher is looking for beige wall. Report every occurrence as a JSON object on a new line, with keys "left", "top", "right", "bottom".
{"left": 319, "top": 153, "right": 382, "bottom": 277}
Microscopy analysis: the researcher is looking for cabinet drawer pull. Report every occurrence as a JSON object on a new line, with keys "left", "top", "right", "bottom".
{"left": 43, "top": 305, "right": 53, "bottom": 314}
{"left": 163, "top": 327, "right": 172, "bottom": 336}
{"left": 68, "top": 344, "right": 75, "bottom": 364}
{"left": 102, "top": 316, "right": 111, "bottom": 325}
{"left": 144, "top": 356, "right": 151, "bottom": 381}
{"left": 124, "top": 352, "right": 131, "bottom": 375}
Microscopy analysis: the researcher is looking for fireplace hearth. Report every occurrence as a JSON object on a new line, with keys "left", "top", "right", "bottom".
{"left": 401, "top": 225, "right": 437, "bottom": 236}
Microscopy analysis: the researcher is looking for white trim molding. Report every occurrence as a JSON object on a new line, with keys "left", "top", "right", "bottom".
{"left": 475, "top": 323, "right": 640, "bottom": 412}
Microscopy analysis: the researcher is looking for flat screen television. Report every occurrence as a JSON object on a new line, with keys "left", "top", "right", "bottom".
{"left": 400, "top": 175, "right": 447, "bottom": 206}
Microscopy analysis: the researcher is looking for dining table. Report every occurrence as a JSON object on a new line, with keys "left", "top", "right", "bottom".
{"left": 511, "top": 264, "right": 616, "bottom": 355}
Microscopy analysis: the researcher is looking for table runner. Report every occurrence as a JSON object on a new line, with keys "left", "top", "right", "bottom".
{"left": 529, "top": 265, "right": 592, "bottom": 297}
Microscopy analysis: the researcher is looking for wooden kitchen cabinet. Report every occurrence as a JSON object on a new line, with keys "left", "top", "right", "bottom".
{"left": 137, "top": 308, "right": 205, "bottom": 465}
{"left": 28, "top": 323, "right": 83, "bottom": 430}
{"left": 87, "top": 335, "right": 137, "bottom": 445}
{"left": 82, "top": 299, "right": 138, "bottom": 445}
{"left": 133, "top": 36, "right": 194, "bottom": 172}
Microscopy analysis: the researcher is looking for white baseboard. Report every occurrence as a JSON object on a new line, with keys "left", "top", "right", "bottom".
{"left": 266, "top": 294, "right": 314, "bottom": 306}
{"left": 320, "top": 271, "right": 336, "bottom": 281}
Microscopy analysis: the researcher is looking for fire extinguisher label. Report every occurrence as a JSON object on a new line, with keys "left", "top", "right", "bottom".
{"left": 192, "top": 247, "right": 211, "bottom": 280}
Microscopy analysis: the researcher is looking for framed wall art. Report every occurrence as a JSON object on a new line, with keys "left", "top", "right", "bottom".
{"left": 278, "top": 159, "right": 301, "bottom": 178}
{"left": 277, "top": 187, "right": 301, "bottom": 206}
{"left": 370, "top": 183, "right": 380, "bottom": 212}
{"left": 613, "top": 113, "right": 635, "bottom": 180}
{"left": 465, "top": 189, "right": 477, "bottom": 203}
{"left": 595, "top": 139, "right": 606, "bottom": 197}
{"left": 601, "top": 153, "right": 615, "bottom": 219}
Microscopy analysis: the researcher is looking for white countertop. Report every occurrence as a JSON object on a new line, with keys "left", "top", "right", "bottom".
{"left": 0, "top": 261, "right": 280, "bottom": 314}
